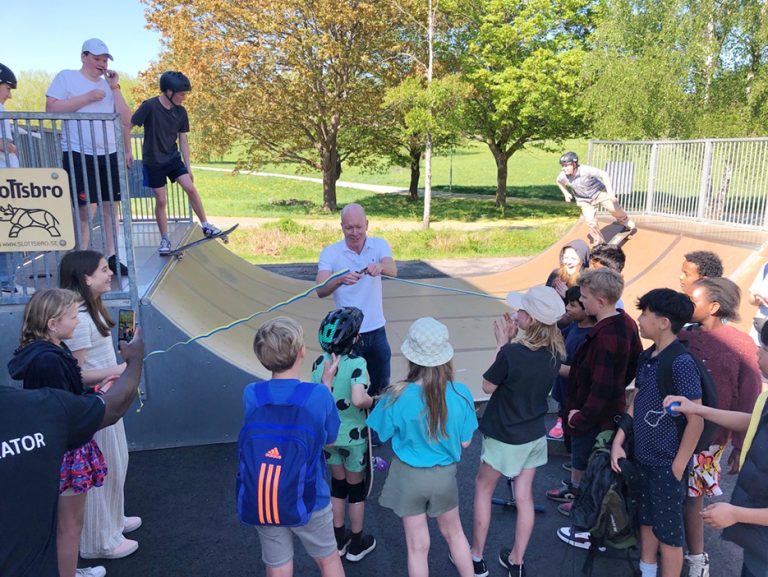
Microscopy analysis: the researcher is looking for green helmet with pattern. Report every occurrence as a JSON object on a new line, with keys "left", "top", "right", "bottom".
{"left": 318, "top": 307, "right": 364, "bottom": 356}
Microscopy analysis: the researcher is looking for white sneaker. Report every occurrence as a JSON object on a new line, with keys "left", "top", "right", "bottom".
{"left": 625, "top": 219, "right": 636, "bottom": 231}
{"left": 684, "top": 553, "right": 710, "bottom": 577}
{"left": 159, "top": 237, "right": 172, "bottom": 255}
{"left": 123, "top": 515, "right": 142, "bottom": 533}
{"left": 76, "top": 567, "right": 106, "bottom": 577}
{"left": 202, "top": 223, "right": 222, "bottom": 237}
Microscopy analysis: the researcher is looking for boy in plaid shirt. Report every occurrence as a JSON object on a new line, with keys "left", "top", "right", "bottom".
{"left": 548, "top": 268, "right": 642, "bottom": 512}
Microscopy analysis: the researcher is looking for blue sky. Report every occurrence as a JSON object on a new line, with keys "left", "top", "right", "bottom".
{"left": 4, "top": 1, "right": 162, "bottom": 76}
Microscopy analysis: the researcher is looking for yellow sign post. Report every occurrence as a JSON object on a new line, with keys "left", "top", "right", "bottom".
{"left": 0, "top": 168, "right": 76, "bottom": 252}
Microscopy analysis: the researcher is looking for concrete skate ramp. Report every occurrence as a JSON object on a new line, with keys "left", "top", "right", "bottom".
{"left": 147, "top": 217, "right": 766, "bottom": 403}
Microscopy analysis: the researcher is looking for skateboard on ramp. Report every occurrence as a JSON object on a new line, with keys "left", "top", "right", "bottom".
{"left": 589, "top": 222, "right": 637, "bottom": 247}
{"left": 167, "top": 224, "right": 239, "bottom": 260}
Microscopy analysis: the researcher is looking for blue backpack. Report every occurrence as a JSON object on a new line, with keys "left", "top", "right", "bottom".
{"left": 236, "top": 382, "right": 322, "bottom": 527}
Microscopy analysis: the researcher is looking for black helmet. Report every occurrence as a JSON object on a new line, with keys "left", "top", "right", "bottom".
{"left": 159, "top": 71, "right": 191, "bottom": 94}
{"left": 318, "top": 307, "right": 364, "bottom": 355}
{"left": 560, "top": 151, "right": 579, "bottom": 165}
{"left": 0, "top": 63, "right": 17, "bottom": 89}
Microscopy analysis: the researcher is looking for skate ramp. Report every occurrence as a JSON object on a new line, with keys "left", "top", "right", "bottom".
{"left": 148, "top": 217, "right": 766, "bottom": 398}
{"left": 127, "top": 218, "right": 767, "bottom": 449}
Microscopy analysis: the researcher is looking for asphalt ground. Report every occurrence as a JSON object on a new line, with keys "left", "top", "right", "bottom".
{"left": 95, "top": 413, "right": 741, "bottom": 577}
{"left": 90, "top": 261, "right": 744, "bottom": 577}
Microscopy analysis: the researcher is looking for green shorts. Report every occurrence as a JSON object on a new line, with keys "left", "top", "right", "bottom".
{"left": 481, "top": 435, "right": 547, "bottom": 478}
{"left": 379, "top": 456, "right": 459, "bottom": 518}
{"left": 324, "top": 443, "right": 367, "bottom": 473}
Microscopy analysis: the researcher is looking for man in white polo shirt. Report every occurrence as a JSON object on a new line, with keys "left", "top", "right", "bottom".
{"left": 316, "top": 203, "right": 398, "bottom": 398}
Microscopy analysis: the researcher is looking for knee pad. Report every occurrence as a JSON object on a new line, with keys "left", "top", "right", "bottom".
{"left": 331, "top": 478, "right": 348, "bottom": 500}
{"left": 347, "top": 481, "right": 367, "bottom": 504}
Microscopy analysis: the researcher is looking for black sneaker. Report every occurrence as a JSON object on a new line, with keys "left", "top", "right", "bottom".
{"left": 336, "top": 529, "right": 351, "bottom": 557}
{"left": 448, "top": 551, "right": 488, "bottom": 577}
{"left": 108, "top": 255, "right": 128, "bottom": 276}
{"left": 472, "top": 557, "right": 489, "bottom": 577}
{"left": 346, "top": 534, "right": 376, "bottom": 562}
{"left": 498, "top": 549, "right": 526, "bottom": 577}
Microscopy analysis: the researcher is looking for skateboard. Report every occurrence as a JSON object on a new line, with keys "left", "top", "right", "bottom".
{"left": 588, "top": 221, "right": 637, "bottom": 247}
{"left": 363, "top": 421, "right": 388, "bottom": 498}
{"left": 167, "top": 224, "right": 239, "bottom": 259}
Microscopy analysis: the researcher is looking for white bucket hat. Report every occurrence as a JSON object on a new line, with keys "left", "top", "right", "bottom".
{"left": 400, "top": 317, "right": 454, "bottom": 367}
{"left": 506, "top": 285, "right": 566, "bottom": 326}
{"left": 81, "top": 38, "right": 113, "bottom": 60}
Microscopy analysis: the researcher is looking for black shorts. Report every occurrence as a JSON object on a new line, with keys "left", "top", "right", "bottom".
{"left": 62, "top": 151, "right": 122, "bottom": 206}
{"left": 637, "top": 464, "right": 688, "bottom": 546}
{"left": 142, "top": 156, "right": 188, "bottom": 189}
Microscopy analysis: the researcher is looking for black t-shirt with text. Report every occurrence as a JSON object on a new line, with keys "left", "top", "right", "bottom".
{"left": 0, "top": 386, "right": 104, "bottom": 577}
{"left": 131, "top": 96, "right": 190, "bottom": 166}
{"left": 481, "top": 343, "right": 561, "bottom": 445}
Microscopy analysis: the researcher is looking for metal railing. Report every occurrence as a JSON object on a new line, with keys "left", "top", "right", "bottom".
{"left": 588, "top": 138, "right": 768, "bottom": 228}
{"left": 0, "top": 111, "right": 144, "bottom": 307}
{"left": 128, "top": 134, "right": 190, "bottom": 223}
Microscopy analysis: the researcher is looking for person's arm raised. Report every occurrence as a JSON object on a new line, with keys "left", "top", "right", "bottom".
{"left": 99, "top": 328, "right": 145, "bottom": 428}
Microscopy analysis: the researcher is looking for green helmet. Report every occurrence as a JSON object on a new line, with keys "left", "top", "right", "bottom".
{"left": 318, "top": 307, "right": 364, "bottom": 356}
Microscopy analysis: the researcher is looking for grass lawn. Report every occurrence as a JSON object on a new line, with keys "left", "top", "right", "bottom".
{"left": 199, "top": 139, "right": 591, "bottom": 201}
{"left": 190, "top": 170, "right": 579, "bottom": 263}
{"left": 183, "top": 140, "right": 588, "bottom": 264}
{"left": 228, "top": 218, "right": 576, "bottom": 264}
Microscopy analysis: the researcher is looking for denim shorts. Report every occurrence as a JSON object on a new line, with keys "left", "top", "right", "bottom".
{"left": 570, "top": 428, "right": 599, "bottom": 472}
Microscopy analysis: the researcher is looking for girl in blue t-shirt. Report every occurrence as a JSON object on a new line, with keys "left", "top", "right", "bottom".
{"left": 367, "top": 317, "right": 478, "bottom": 577}
{"left": 8, "top": 288, "right": 109, "bottom": 577}
{"left": 471, "top": 286, "right": 565, "bottom": 577}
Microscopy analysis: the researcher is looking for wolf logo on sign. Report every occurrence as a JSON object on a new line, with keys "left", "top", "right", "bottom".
{"left": 0, "top": 204, "right": 61, "bottom": 238}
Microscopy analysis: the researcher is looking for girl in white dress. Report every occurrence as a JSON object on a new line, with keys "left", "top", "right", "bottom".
{"left": 60, "top": 250, "right": 141, "bottom": 560}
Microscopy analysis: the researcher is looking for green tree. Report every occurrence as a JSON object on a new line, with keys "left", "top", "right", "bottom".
{"left": 143, "top": 0, "right": 406, "bottom": 211}
{"left": 10, "top": 70, "right": 139, "bottom": 113}
{"left": 7, "top": 71, "right": 53, "bottom": 112}
{"left": 582, "top": 0, "right": 768, "bottom": 138}
{"left": 383, "top": 75, "right": 467, "bottom": 201}
{"left": 449, "top": 0, "right": 595, "bottom": 207}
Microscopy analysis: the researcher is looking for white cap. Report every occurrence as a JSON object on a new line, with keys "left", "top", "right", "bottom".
{"left": 81, "top": 38, "right": 113, "bottom": 61}
{"left": 506, "top": 285, "right": 566, "bottom": 326}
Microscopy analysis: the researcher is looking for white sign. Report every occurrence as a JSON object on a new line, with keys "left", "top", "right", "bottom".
{"left": 0, "top": 169, "right": 76, "bottom": 252}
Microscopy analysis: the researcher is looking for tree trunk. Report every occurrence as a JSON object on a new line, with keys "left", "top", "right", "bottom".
{"left": 422, "top": 0, "right": 435, "bottom": 229}
{"left": 321, "top": 147, "right": 338, "bottom": 211}
{"left": 409, "top": 148, "right": 421, "bottom": 201}
{"left": 493, "top": 149, "right": 509, "bottom": 208}
{"left": 422, "top": 132, "right": 432, "bottom": 229}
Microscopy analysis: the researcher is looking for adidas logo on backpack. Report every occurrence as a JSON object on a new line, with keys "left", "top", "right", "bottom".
{"left": 236, "top": 382, "right": 322, "bottom": 527}
{"left": 265, "top": 447, "right": 282, "bottom": 459}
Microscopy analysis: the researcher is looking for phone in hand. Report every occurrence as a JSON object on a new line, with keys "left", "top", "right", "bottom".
{"left": 118, "top": 309, "right": 136, "bottom": 342}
